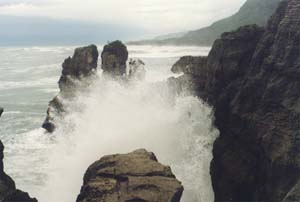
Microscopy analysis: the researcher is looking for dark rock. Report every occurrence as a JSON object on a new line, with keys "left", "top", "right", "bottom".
{"left": 0, "top": 141, "right": 37, "bottom": 202}
{"left": 42, "top": 45, "right": 99, "bottom": 132}
{"left": 128, "top": 59, "right": 146, "bottom": 80}
{"left": 283, "top": 181, "right": 300, "bottom": 202}
{"left": 101, "top": 40, "right": 128, "bottom": 77}
{"left": 169, "top": 0, "right": 300, "bottom": 201}
{"left": 205, "top": 24, "right": 265, "bottom": 104}
{"left": 0, "top": 108, "right": 3, "bottom": 117}
{"left": 76, "top": 149, "right": 183, "bottom": 202}
{"left": 58, "top": 45, "right": 99, "bottom": 92}
{"left": 171, "top": 56, "right": 207, "bottom": 76}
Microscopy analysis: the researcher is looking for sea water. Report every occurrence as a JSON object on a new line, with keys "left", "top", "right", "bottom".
{"left": 0, "top": 45, "right": 218, "bottom": 202}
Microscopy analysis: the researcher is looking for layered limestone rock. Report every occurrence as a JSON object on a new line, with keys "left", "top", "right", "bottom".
{"left": 0, "top": 111, "right": 37, "bottom": 202}
{"left": 76, "top": 149, "right": 183, "bottom": 202}
{"left": 42, "top": 45, "right": 99, "bottom": 132}
{"left": 101, "top": 40, "right": 128, "bottom": 77}
{"left": 170, "top": 0, "right": 300, "bottom": 201}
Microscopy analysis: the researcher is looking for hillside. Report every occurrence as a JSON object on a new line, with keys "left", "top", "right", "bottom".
{"left": 128, "top": 0, "right": 280, "bottom": 46}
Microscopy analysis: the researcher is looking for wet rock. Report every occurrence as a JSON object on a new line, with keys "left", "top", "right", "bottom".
{"left": 283, "top": 181, "right": 300, "bottom": 202}
{"left": 42, "top": 96, "right": 64, "bottom": 133}
{"left": 169, "top": 1, "right": 300, "bottom": 201}
{"left": 42, "top": 45, "right": 99, "bottom": 132}
{"left": 128, "top": 58, "right": 146, "bottom": 80}
{"left": 101, "top": 40, "right": 128, "bottom": 77}
{"left": 76, "top": 149, "right": 183, "bottom": 202}
{"left": 204, "top": 24, "right": 265, "bottom": 103}
{"left": 58, "top": 45, "right": 99, "bottom": 92}
{"left": 171, "top": 56, "right": 208, "bottom": 76}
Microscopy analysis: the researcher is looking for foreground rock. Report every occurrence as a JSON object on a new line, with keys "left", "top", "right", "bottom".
{"left": 0, "top": 111, "right": 37, "bottom": 202}
{"left": 42, "top": 45, "right": 99, "bottom": 132}
{"left": 77, "top": 149, "right": 183, "bottom": 202}
{"left": 170, "top": 0, "right": 300, "bottom": 201}
{"left": 101, "top": 40, "right": 128, "bottom": 77}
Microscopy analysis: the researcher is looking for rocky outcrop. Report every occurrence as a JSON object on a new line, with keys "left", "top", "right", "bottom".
{"left": 128, "top": 59, "right": 146, "bottom": 80}
{"left": 171, "top": 56, "right": 207, "bottom": 76}
{"left": 101, "top": 41, "right": 128, "bottom": 77}
{"left": 0, "top": 111, "right": 37, "bottom": 202}
{"left": 58, "top": 45, "right": 98, "bottom": 92}
{"left": 170, "top": 0, "right": 300, "bottom": 201}
{"left": 76, "top": 149, "right": 183, "bottom": 202}
{"left": 42, "top": 45, "right": 99, "bottom": 132}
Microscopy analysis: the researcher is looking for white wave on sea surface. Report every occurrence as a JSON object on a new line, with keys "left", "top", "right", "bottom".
{"left": 0, "top": 77, "right": 58, "bottom": 90}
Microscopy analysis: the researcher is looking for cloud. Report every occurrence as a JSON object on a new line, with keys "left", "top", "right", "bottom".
{"left": 0, "top": 0, "right": 247, "bottom": 34}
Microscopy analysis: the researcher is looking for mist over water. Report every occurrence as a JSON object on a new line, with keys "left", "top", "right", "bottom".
{"left": 0, "top": 45, "right": 218, "bottom": 202}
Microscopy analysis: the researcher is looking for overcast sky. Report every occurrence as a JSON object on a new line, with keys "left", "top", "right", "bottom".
{"left": 0, "top": 0, "right": 247, "bottom": 35}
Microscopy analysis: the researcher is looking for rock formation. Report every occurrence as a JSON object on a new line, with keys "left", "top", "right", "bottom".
{"left": 0, "top": 108, "right": 3, "bottom": 117}
{"left": 101, "top": 40, "right": 128, "bottom": 77}
{"left": 58, "top": 45, "right": 99, "bottom": 92}
{"left": 170, "top": 0, "right": 300, "bottom": 201}
{"left": 42, "top": 41, "right": 145, "bottom": 133}
{"left": 171, "top": 56, "right": 207, "bottom": 75}
{"left": 0, "top": 110, "right": 37, "bottom": 202}
{"left": 76, "top": 149, "right": 183, "bottom": 202}
{"left": 42, "top": 45, "right": 99, "bottom": 132}
{"left": 128, "top": 59, "right": 146, "bottom": 80}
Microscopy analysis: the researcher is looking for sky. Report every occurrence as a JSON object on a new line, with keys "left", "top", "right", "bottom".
{"left": 0, "top": 0, "right": 247, "bottom": 45}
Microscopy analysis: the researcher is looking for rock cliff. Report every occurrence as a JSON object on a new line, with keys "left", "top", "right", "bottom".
{"left": 171, "top": 0, "right": 300, "bottom": 201}
{"left": 76, "top": 149, "right": 183, "bottom": 202}
{"left": 101, "top": 40, "right": 128, "bottom": 77}
{"left": 42, "top": 45, "right": 99, "bottom": 132}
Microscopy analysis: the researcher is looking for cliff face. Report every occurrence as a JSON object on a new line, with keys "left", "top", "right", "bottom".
{"left": 101, "top": 40, "right": 128, "bottom": 77}
{"left": 42, "top": 45, "right": 99, "bottom": 132}
{"left": 171, "top": 0, "right": 300, "bottom": 201}
{"left": 77, "top": 149, "right": 183, "bottom": 202}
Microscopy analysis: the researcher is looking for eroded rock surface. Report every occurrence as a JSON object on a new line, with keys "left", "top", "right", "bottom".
{"left": 76, "top": 149, "right": 183, "bottom": 202}
{"left": 58, "top": 45, "right": 98, "bottom": 92}
{"left": 101, "top": 41, "right": 128, "bottom": 77}
{"left": 170, "top": 0, "right": 300, "bottom": 201}
{"left": 171, "top": 56, "right": 207, "bottom": 76}
{"left": 42, "top": 45, "right": 99, "bottom": 132}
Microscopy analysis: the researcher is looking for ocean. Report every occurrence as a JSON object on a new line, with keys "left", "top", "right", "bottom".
{"left": 0, "top": 45, "right": 218, "bottom": 202}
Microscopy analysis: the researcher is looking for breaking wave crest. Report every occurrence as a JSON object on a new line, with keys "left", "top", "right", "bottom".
{"left": 36, "top": 76, "right": 219, "bottom": 202}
